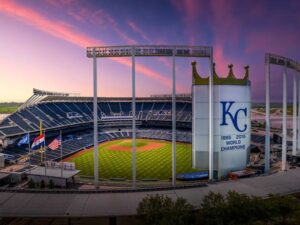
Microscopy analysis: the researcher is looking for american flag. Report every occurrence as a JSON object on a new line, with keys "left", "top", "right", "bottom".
{"left": 48, "top": 136, "right": 61, "bottom": 151}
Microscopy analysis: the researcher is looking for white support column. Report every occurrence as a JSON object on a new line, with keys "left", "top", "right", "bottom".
{"left": 93, "top": 48, "right": 99, "bottom": 188}
{"left": 282, "top": 65, "right": 287, "bottom": 171}
{"left": 172, "top": 47, "right": 176, "bottom": 187}
{"left": 298, "top": 74, "right": 300, "bottom": 152}
{"left": 208, "top": 48, "right": 214, "bottom": 180}
{"left": 60, "top": 130, "right": 63, "bottom": 177}
{"left": 132, "top": 47, "right": 136, "bottom": 188}
{"left": 265, "top": 61, "right": 270, "bottom": 173}
{"left": 293, "top": 73, "right": 297, "bottom": 156}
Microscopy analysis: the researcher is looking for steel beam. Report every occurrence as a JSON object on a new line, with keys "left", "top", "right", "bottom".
{"left": 172, "top": 47, "right": 176, "bottom": 187}
{"left": 298, "top": 75, "right": 300, "bottom": 151}
{"left": 93, "top": 48, "right": 99, "bottom": 188}
{"left": 132, "top": 47, "right": 136, "bottom": 188}
{"left": 282, "top": 65, "right": 287, "bottom": 171}
{"left": 208, "top": 49, "right": 214, "bottom": 180}
{"left": 265, "top": 61, "right": 270, "bottom": 173}
{"left": 293, "top": 73, "right": 297, "bottom": 156}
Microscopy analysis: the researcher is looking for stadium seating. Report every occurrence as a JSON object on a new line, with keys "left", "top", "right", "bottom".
{"left": 0, "top": 92, "right": 196, "bottom": 168}
{"left": 0, "top": 100, "right": 192, "bottom": 136}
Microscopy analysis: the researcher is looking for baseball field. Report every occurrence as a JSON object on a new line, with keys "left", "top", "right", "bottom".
{"left": 64, "top": 138, "right": 198, "bottom": 180}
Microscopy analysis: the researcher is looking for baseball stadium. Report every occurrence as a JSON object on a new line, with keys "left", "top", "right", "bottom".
{"left": 0, "top": 50, "right": 299, "bottom": 186}
{"left": 0, "top": 88, "right": 196, "bottom": 181}
{"left": 1, "top": 1, "right": 300, "bottom": 223}
{"left": 1, "top": 46, "right": 300, "bottom": 223}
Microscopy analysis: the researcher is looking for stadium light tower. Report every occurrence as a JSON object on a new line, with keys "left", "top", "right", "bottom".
{"left": 265, "top": 53, "right": 300, "bottom": 173}
{"left": 87, "top": 45, "right": 214, "bottom": 188}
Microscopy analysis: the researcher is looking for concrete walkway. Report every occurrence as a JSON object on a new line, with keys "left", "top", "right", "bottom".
{"left": 1, "top": 168, "right": 300, "bottom": 217}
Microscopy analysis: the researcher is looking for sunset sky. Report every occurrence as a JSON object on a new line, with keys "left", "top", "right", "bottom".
{"left": 0, "top": 0, "right": 299, "bottom": 102}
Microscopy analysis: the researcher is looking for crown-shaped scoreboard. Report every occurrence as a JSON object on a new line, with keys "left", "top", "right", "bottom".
{"left": 192, "top": 62, "right": 251, "bottom": 179}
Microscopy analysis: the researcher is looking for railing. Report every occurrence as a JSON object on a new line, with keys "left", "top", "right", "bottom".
{"left": 87, "top": 45, "right": 212, "bottom": 58}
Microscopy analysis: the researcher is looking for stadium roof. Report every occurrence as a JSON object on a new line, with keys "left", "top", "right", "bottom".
{"left": 33, "top": 88, "right": 70, "bottom": 97}
{"left": 19, "top": 89, "right": 192, "bottom": 109}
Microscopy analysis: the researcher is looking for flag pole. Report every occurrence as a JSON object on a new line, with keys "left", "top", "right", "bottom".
{"left": 60, "top": 130, "right": 63, "bottom": 178}
{"left": 40, "top": 120, "right": 43, "bottom": 164}
{"left": 28, "top": 132, "right": 31, "bottom": 174}
{"left": 44, "top": 128, "right": 47, "bottom": 177}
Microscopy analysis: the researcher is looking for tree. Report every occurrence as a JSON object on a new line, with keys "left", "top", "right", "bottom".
{"left": 200, "top": 191, "right": 273, "bottom": 225}
{"left": 137, "top": 194, "right": 195, "bottom": 225}
{"left": 168, "top": 197, "right": 195, "bottom": 225}
{"left": 28, "top": 178, "right": 35, "bottom": 189}
{"left": 200, "top": 191, "right": 227, "bottom": 225}
{"left": 137, "top": 192, "right": 300, "bottom": 225}
{"left": 248, "top": 196, "right": 272, "bottom": 224}
{"left": 40, "top": 180, "right": 45, "bottom": 189}
{"left": 266, "top": 194, "right": 300, "bottom": 225}
{"left": 137, "top": 194, "right": 172, "bottom": 225}
{"left": 48, "top": 179, "right": 54, "bottom": 189}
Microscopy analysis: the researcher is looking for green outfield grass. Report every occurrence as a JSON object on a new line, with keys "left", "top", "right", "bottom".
{"left": 67, "top": 139, "right": 199, "bottom": 180}
{"left": 0, "top": 103, "right": 22, "bottom": 114}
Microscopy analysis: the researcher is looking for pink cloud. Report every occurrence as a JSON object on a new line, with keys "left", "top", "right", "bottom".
{"left": 0, "top": 0, "right": 182, "bottom": 91}
{"left": 0, "top": 0, "right": 99, "bottom": 48}
{"left": 157, "top": 57, "right": 172, "bottom": 68}
{"left": 169, "top": 0, "right": 203, "bottom": 45}
{"left": 67, "top": 8, "right": 90, "bottom": 23}
{"left": 245, "top": 28, "right": 300, "bottom": 55}
{"left": 213, "top": 44, "right": 231, "bottom": 76}
{"left": 86, "top": 10, "right": 138, "bottom": 45}
{"left": 213, "top": 44, "right": 248, "bottom": 79}
{"left": 127, "top": 20, "right": 151, "bottom": 43}
{"left": 170, "top": 0, "right": 199, "bottom": 24}
{"left": 111, "top": 57, "right": 185, "bottom": 92}
{"left": 47, "top": 0, "right": 77, "bottom": 8}
{"left": 210, "top": 0, "right": 241, "bottom": 45}
{"left": 47, "top": 0, "right": 137, "bottom": 45}
{"left": 209, "top": 0, "right": 251, "bottom": 77}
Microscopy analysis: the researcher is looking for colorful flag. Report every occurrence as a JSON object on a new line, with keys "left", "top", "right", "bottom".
{"left": 31, "top": 134, "right": 45, "bottom": 150}
{"left": 48, "top": 136, "right": 61, "bottom": 151}
{"left": 17, "top": 134, "right": 29, "bottom": 147}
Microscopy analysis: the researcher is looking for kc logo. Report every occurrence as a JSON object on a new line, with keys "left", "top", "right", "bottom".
{"left": 220, "top": 101, "right": 247, "bottom": 132}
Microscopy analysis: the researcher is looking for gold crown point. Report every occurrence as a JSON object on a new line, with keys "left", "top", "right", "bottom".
{"left": 192, "top": 62, "right": 249, "bottom": 85}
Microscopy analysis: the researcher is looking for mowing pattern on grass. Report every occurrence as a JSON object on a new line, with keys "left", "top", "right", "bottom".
{"left": 118, "top": 139, "right": 148, "bottom": 148}
{"left": 67, "top": 139, "right": 198, "bottom": 180}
